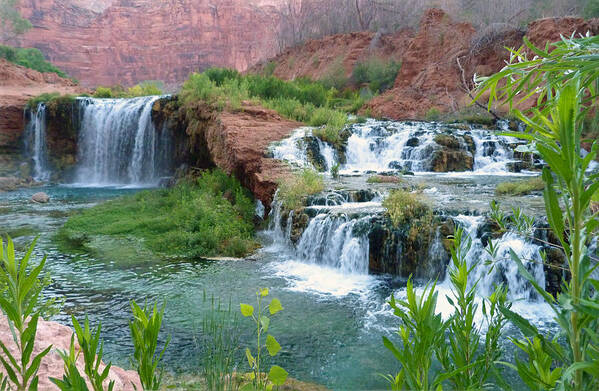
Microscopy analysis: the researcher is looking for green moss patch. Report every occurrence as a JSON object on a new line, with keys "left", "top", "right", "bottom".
{"left": 56, "top": 170, "right": 259, "bottom": 259}
{"left": 495, "top": 177, "right": 544, "bottom": 196}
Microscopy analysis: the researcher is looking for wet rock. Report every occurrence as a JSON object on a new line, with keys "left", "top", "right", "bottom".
{"left": 388, "top": 161, "right": 403, "bottom": 170}
{"left": 0, "top": 177, "right": 22, "bottom": 191}
{"left": 543, "top": 247, "right": 566, "bottom": 298}
{"left": 434, "top": 134, "right": 461, "bottom": 149}
{"left": 431, "top": 149, "right": 473, "bottom": 172}
{"left": 31, "top": 192, "right": 50, "bottom": 203}
{"left": 406, "top": 137, "right": 420, "bottom": 147}
{"left": 463, "top": 134, "right": 475, "bottom": 155}
{"left": 302, "top": 136, "right": 327, "bottom": 172}
{"left": 290, "top": 210, "right": 310, "bottom": 244}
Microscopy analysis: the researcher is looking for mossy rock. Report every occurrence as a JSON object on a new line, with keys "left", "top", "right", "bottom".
{"left": 431, "top": 149, "right": 473, "bottom": 172}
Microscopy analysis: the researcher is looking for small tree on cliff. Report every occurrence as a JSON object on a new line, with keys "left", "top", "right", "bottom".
{"left": 0, "top": 0, "right": 31, "bottom": 42}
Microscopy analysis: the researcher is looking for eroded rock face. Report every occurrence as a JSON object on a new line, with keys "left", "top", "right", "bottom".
{"left": 9, "top": 0, "right": 287, "bottom": 87}
{"left": 0, "top": 315, "right": 141, "bottom": 390}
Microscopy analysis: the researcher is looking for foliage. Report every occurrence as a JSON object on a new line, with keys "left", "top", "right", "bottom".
{"left": 129, "top": 300, "right": 170, "bottom": 390}
{"left": 319, "top": 57, "right": 348, "bottom": 91}
{"left": 0, "top": 45, "right": 67, "bottom": 78}
{"left": 383, "top": 279, "right": 446, "bottom": 391}
{"left": 330, "top": 163, "right": 340, "bottom": 179}
{"left": 351, "top": 58, "right": 401, "bottom": 93}
{"left": 0, "top": 237, "right": 53, "bottom": 391}
{"left": 52, "top": 316, "right": 115, "bottom": 391}
{"left": 240, "top": 288, "right": 288, "bottom": 390}
{"left": 436, "top": 228, "right": 508, "bottom": 390}
{"left": 495, "top": 176, "right": 544, "bottom": 195}
{"left": 27, "top": 92, "right": 76, "bottom": 109}
{"left": 277, "top": 169, "right": 324, "bottom": 210}
{"left": 57, "top": 170, "right": 258, "bottom": 258}
{"left": 382, "top": 189, "right": 431, "bottom": 228}
{"left": 366, "top": 175, "right": 401, "bottom": 184}
{"left": 425, "top": 107, "right": 442, "bottom": 121}
{"left": 476, "top": 34, "right": 599, "bottom": 390}
{"left": 201, "top": 294, "right": 240, "bottom": 391}
{"left": 93, "top": 81, "right": 163, "bottom": 98}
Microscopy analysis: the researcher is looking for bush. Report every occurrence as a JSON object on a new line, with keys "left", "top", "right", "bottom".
{"left": 126, "top": 81, "right": 163, "bottom": 97}
{"left": 204, "top": 67, "right": 241, "bottom": 86}
{"left": 425, "top": 107, "right": 442, "bottom": 121}
{"left": 320, "top": 57, "right": 348, "bottom": 91}
{"left": 382, "top": 189, "right": 431, "bottom": 227}
{"left": 93, "top": 87, "right": 114, "bottom": 98}
{"left": 351, "top": 58, "right": 401, "bottom": 93}
{"left": 0, "top": 45, "right": 68, "bottom": 78}
{"left": 57, "top": 170, "right": 258, "bottom": 258}
{"left": 495, "top": 177, "right": 544, "bottom": 195}
{"left": 277, "top": 169, "right": 324, "bottom": 210}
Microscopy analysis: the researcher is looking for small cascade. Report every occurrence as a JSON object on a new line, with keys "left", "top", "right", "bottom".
{"left": 296, "top": 214, "right": 370, "bottom": 274}
{"left": 453, "top": 215, "right": 545, "bottom": 301}
{"left": 271, "top": 119, "right": 525, "bottom": 174}
{"left": 24, "top": 103, "right": 51, "bottom": 181}
{"left": 75, "top": 96, "right": 172, "bottom": 186}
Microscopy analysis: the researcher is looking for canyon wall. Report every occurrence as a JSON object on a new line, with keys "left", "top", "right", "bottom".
{"left": 8, "top": 0, "right": 287, "bottom": 87}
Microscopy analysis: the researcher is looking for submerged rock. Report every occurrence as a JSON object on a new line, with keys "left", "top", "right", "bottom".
{"left": 31, "top": 192, "right": 50, "bottom": 203}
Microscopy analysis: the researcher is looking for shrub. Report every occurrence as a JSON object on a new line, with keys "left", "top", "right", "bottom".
{"left": 351, "top": 58, "right": 401, "bottom": 93}
{"left": 204, "top": 67, "right": 241, "bottom": 86}
{"left": 425, "top": 107, "right": 442, "bottom": 121}
{"left": 0, "top": 45, "right": 68, "bottom": 78}
{"left": 320, "top": 57, "right": 348, "bottom": 90}
{"left": 495, "top": 177, "right": 544, "bottom": 195}
{"left": 126, "top": 81, "right": 163, "bottom": 97}
{"left": 382, "top": 189, "right": 431, "bottom": 227}
{"left": 277, "top": 169, "right": 324, "bottom": 210}
{"left": 93, "top": 86, "right": 114, "bottom": 98}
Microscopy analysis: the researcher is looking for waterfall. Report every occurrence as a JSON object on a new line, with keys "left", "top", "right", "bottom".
{"left": 453, "top": 215, "right": 545, "bottom": 301}
{"left": 24, "top": 103, "right": 51, "bottom": 181}
{"left": 271, "top": 119, "right": 524, "bottom": 174}
{"left": 75, "top": 96, "right": 172, "bottom": 186}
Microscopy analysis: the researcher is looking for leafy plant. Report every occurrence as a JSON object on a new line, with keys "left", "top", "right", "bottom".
{"left": 476, "top": 34, "right": 599, "bottom": 390}
{"left": 75, "top": 316, "right": 115, "bottom": 391}
{"left": 129, "top": 300, "right": 170, "bottom": 390}
{"left": 330, "top": 163, "right": 340, "bottom": 179}
{"left": 240, "top": 288, "right": 287, "bottom": 390}
{"left": 93, "top": 87, "right": 114, "bottom": 99}
{"left": 351, "top": 58, "right": 401, "bottom": 93}
{"left": 0, "top": 45, "right": 68, "bottom": 77}
{"left": 382, "top": 189, "right": 431, "bottom": 228}
{"left": 50, "top": 335, "right": 95, "bottom": 391}
{"left": 0, "top": 237, "right": 53, "bottom": 391}
{"left": 383, "top": 279, "right": 447, "bottom": 391}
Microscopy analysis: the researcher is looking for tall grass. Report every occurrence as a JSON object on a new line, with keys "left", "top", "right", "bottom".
{"left": 277, "top": 169, "right": 324, "bottom": 210}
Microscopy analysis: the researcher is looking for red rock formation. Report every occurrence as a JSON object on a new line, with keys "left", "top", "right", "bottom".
{"left": 8, "top": 0, "right": 287, "bottom": 87}
{"left": 208, "top": 104, "right": 300, "bottom": 207}
{"left": 0, "top": 315, "right": 141, "bottom": 390}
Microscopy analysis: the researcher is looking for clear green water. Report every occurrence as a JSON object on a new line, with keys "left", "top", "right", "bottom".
{"left": 0, "top": 185, "right": 404, "bottom": 390}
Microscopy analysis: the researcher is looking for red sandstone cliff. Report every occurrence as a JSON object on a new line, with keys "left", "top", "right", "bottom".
{"left": 7, "top": 0, "right": 287, "bottom": 87}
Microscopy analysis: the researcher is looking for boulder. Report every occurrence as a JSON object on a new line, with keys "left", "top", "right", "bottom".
{"left": 31, "top": 192, "right": 50, "bottom": 203}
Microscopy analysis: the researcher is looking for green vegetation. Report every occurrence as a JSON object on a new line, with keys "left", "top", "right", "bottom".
{"left": 0, "top": 237, "right": 54, "bottom": 391}
{"left": 239, "top": 288, "right": 288, "bottom": 390}
{"left": 129, "top": 301, "right": 170, "bottom": 390}
{"left": 382, "top": 189, "right": 431, "bottom": 228}
{"left": 0, "top": 45, "right": 68, "bottom": 78}
{"left": 366, "top": 175, "right": 401, "bottom": 184}
{"left": 92, "top": 81, "right": 164, "bottom": 98}
{"left": 0, "top": 1, "right": 31, "bottom": 38}
{"left": 351, "top": 57, "right": 401, "bottom": 93}
{"left": 27, "top": 92, "right": 76, "bottom": 109}
{"left": 57, "top": 170, "right": 258, "bottom": 258}
{"left": 180, "top": 68, "right": 362, "bottom": 146}
{"left": 495, "top": 176, "right": 544, "bottom": 195}
{"left": 277, "top": 169, "right": 324, "bottom": 210}
{"left": 320, "top": 57, "right": 348, "bottom": 91}
{"left": 424, "top": 107, "right": 442, "bottom": 121}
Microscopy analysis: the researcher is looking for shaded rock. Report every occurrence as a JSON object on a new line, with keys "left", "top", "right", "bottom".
{"left": 302, "top": 136, "right": 327, "bottom": 172}
{"left": 31, "top": 192, "right": 49, "bottom": 203}
{"left": 406, "top": 137, "right": 420, "bottom": 147}
{"left": 431, "top": 149, "right": 473, "bottom": 172}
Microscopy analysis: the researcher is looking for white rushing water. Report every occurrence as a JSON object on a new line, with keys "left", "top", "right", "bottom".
{"left": 271, "top": 119, "right": 525, "bottom": 175}
{"left": 74, "top": 96, "right": 172, "bottom": 186}
{"left": 24, "top": 103, "right": 51, "bottom": 181}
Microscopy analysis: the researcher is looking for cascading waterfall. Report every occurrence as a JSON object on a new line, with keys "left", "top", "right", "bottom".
{"left": 24, "top": 103, "right": 51, "bottom": 181}
{"left": 271, "top": 119, "right": 525, "bottom": 174}
{"left": 452, "top": 215, "right": 545, "bottom": 301}
{"left": 75, "top": 96, "right": 172, "bottom": 186}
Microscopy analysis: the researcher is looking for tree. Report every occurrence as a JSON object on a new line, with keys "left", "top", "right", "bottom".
{"left": 0, "top": 0, "right": 31, "bottom": 41}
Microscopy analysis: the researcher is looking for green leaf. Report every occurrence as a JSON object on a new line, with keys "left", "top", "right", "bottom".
{"left": 259, "top": 288, "right": 269, "bottom": 297}
{"left": 240, "top": 303, "right": 254, "bottom": 317}
{"left": 499, "top": 305, "right": 540, "bottom": 338}
{"left": 268, "top": 365, "right": 288, "bottom": 386}
{"left": 269, "top": 298, "right": 283, "bottom": 315}
{"left": 260, "top": 316, "right": 270, "bottom": 332}
{"left": 266, "top": 334, "right": 281, "bottom": 356}
{"left": 245, "top": 347, "right": 255, "bottom": 367}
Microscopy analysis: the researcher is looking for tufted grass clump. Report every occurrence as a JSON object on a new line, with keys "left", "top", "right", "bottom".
{"left": 495, "top": 177, "right": 544, "bottom": 196}
{"left": 57, "top": 169, "right": 258, "bottom": 259}
{"left": 383, "top": 189, "right": 432, "bottom": 228}
{"left": 277, "top": 169, "right": 324, "bottom": 210}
